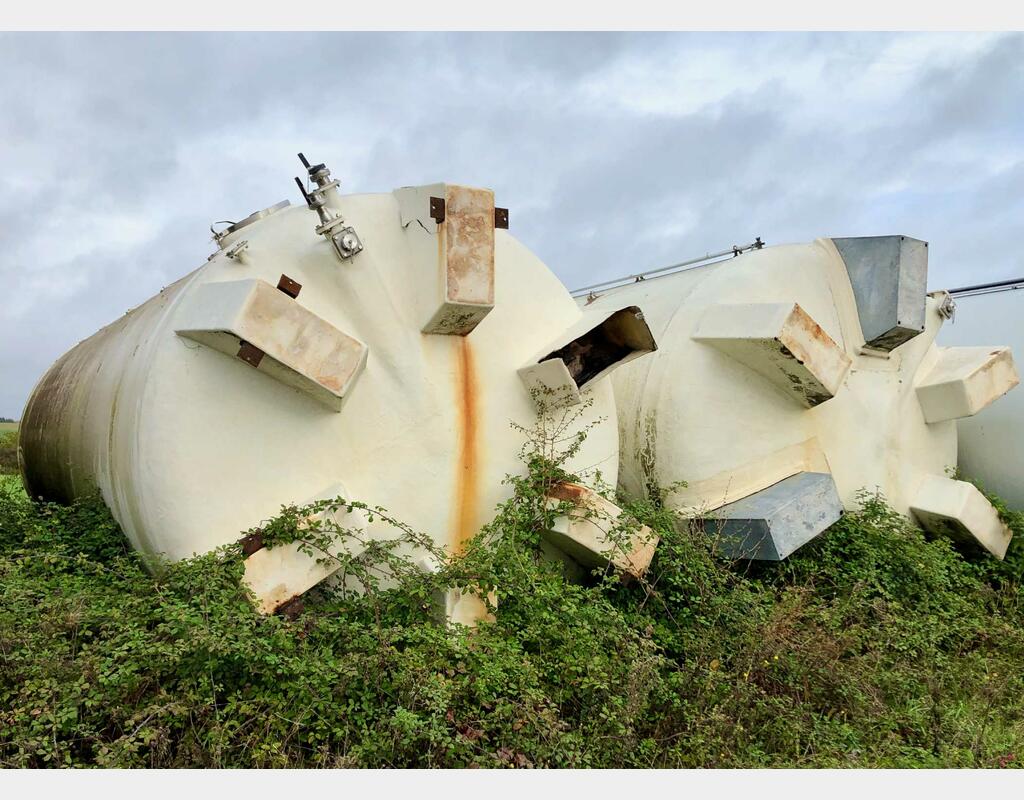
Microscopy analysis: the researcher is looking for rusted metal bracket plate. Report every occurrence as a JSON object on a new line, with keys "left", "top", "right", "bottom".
{"left": 429, "top": 196, "right": 446, "bottom": 224}
{"left": 494, "top": 207, "right": 509, "bottom": 229}
{"left": 276, "top": 596, "right": 305, "bottom": 620}
{"left": 239, "top": 531, "right": 266, "bottom": 557}
{"left": 237, "top": 340, "right": 265, "bottom": 368}
{"left": 276, "top": 274, "right": 302, "bottom": 299}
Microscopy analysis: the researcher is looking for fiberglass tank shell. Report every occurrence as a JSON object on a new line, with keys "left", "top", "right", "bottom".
{"left": 19, "top": 187, "right": 640, "bottom": 585}
{"left": 583, "top": 237, "right": 1018, "bottom": 559}
{"left": 938, "top": 286, "right": 1024, "bottom": 509}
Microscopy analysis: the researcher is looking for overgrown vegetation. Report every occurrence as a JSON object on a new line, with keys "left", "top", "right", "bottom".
{"left": 1, "top": 412, "right": 1023, "bottom": 769}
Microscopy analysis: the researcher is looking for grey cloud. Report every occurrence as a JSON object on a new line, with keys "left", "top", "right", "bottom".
{"left": 2, "top": 32, "right": 1023, "bottom": 417}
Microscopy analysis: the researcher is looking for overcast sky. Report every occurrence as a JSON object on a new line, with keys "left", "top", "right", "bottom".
{"left": 2, "top": 32, "right": 1022, "bottom": 418}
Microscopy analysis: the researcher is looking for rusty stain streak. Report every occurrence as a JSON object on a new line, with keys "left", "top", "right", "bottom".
{"left": 783, "top": 305, "right": 840, "bottom": 368}
{"left": 315, "top": 374, "right": 344, "bottom": 392}
{"left": 547, "top": 481, "right": 588, "bottom": 503}
{"left": 453, "top": 337, "right": 480, "bottom": 555}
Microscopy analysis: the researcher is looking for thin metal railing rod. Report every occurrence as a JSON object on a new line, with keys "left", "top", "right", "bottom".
{"left": 947, "top": 277, "right": 1024, "bottom": 297}
{"left": 576, "top": 254, "right": 742, "bottom": 297}
{"left": 570, "top": 238, "right": 764, "bottom": 296}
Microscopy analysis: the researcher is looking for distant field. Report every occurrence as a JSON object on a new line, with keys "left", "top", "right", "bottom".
{"left": 0, "top": 423, "right": 19, "bottom": 477}
{"left": 0, "top": 473, "right": 25, "bottom": 497}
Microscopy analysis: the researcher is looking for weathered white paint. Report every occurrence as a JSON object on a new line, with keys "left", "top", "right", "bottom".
{"left": 176, "top": 278, "right": 369, "bottom": 411}
{"left": 692, "top": 302, "right": 851, "bottom": 408}
{"left": 910, "top": 474, "right": 1012, "bottom": 559}
{"left": 518, "top": 358, "right": 583, "bottom": 408}
{"left": 242, "top": 482, "right": 370, "bottom": 614}
{"left": 20, "top": 183, "right": 652, "bottom": 618}
{"left": 543, "top": 481, "right": 659, "bottom": 579}
{"left": 915, "top": 346, "right": 1019, "bottom": 424}
{"left": 581, "top": 238, "right": 1017, "bottom": 556}
{"left": 395, "top": 183, "right": 496, "bottom": 336}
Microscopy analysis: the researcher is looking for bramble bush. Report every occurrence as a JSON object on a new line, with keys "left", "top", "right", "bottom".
{"left": 1, "top": 412, "right": 1023, "bottom": 768}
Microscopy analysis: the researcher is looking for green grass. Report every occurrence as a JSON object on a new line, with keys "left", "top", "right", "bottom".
{"left": 0, "top": 474, "right": 25, "bottom": 498}
{"left": 1, "top": 415, "right": 1023, "bottom": 768}
{"left": 0, "top": 426, "right": 18, "bottom": 477}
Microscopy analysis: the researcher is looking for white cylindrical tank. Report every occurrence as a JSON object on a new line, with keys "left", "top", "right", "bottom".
{"left": 938, "top": 281, "right": 1024, "bottom": 509}
{"left": 583, "top": 236, "right": 1019, "bottom": 560}
{"left": 19, "top": 157, "right": 656, "bottom": 617}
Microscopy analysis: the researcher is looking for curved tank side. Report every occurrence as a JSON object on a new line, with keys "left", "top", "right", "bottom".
{"left": 582, "top": 236, "right": 1018, "bottom": 560}
{"left": 938, "top": 288, "right": 1024, "bottom": 509}
{"left": 19, "top": 270, "right": 198, "bottom": 512}
{"left": 18, "top": 174, "right": 650, "bottom": 594}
